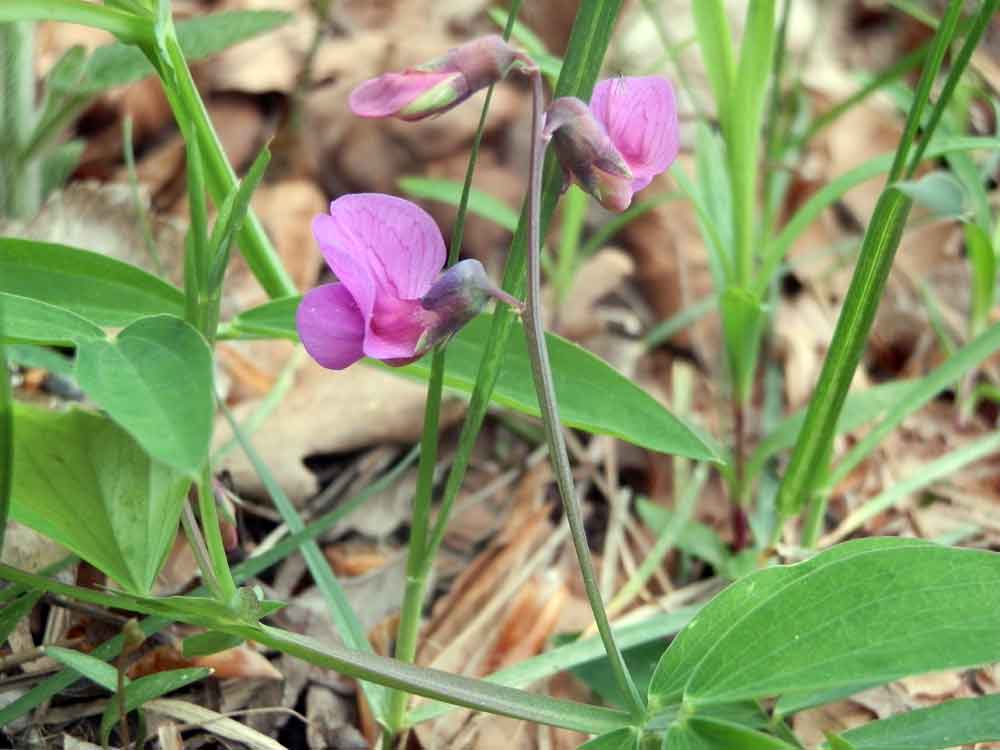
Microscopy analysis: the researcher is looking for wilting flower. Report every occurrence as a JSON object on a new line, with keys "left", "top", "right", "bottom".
{"left": 544, "top": 76, "right": 679, "bottom": 211}
{"left": 297, "top": 194, "right": 518, "bottom": 370}
{"left": 350, "top": 35, "right": 530, "bottom": 121}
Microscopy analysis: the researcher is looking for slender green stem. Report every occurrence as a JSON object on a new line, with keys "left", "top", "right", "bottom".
{"left": 386, "top": 8, "right": 524, "bottom": 737}
{"left": 196, "top": 468, "right": 237, "bottom": 603}
{"left": 0, "top": 300, "right": 10, "bottom": 562}
{"left": 525, "top": 71, "right": 644, "bottom": 719}
{"left": 0, "top": 21, "right": 39, "bottom": 218}
{"left": 158, "top": 30, "right": 296, "bottom": 299}
{"left": 179, "top": 501, "right": 221, "bottom": 600}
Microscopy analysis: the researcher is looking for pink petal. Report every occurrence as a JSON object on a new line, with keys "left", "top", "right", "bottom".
{"left": 590, "top": 77, "right": 679, "bottom": 189}
{"left": 364, "top": 296, "right": 429, "bottom": 361}
{"left": 313, "top": 194, "right": 446, "bottom": 301}
{"left": 349, "top": 72, "right": 458, "bottom": 118}
{"left": 296, "top": 283, "right": 366, "bottom": 370}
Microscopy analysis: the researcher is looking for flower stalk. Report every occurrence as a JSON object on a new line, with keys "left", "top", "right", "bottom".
{"left": 523, "top": 70, "right": 645, "bottom": 720}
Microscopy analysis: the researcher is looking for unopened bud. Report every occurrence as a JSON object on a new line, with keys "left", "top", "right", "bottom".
{"left": 350, "top": 35, "right": 531, "bottom": 121}
{"left": 543, "top": 97, "right": 635, "bottom": 212}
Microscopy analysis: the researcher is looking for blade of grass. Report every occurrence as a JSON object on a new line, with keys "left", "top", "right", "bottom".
{"left": 823, "top": 318, "right": 1000, "bottom": 493}
{"left": 776, "top": 0, "right": 989, "bottom": 541}
{"left": 0, "top": 298, "right": 10, "bottom": 560}
{"left": 825, "top": 431, "right": 1000, "bottom": 544}
{"left": 691, "top": 0, "right": 735, "bottom": 132}
{"left": 387, "top": 3, "right": 523, "bottom": 736}
{"left": 0, "top": 0, "right": 151, "bottom": 43}
{"left": 397, "top": 176, "right": 519, "bottom": 231}
{"left": 217, "top": 399, "right": 387, "bottom": 724}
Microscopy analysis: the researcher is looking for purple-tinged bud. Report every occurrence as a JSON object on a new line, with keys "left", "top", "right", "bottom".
{"left": 418, "top": 259, "right": 522, "bottom": 350}
{"left": 543, "top": 97, "right": 635, "bottom": 212}
{"left": 350, "top": 35, "right": 531, "bottom": 121}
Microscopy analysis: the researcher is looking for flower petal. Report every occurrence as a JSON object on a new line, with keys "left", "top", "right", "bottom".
{"left": 296, "top": 283, "right": 366, "bottom": 370}
{"left": 314, "top": 194, "right": 446, "bottom": 301}
{"left": 349, "top": 71, "right": 459, "bottom": 118}
{"left": 365, "top": 296, "right": 428, "bottom": 362}
{"left": 590, "top": 77, "right": 679, "bottom": 187}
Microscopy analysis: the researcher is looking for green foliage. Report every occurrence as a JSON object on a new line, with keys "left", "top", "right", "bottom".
{"left": 0, "top": 293, "right": 104, "bottom": 345}
{"left": 99, "top": 667, "right": 211, "bottom": 745}
{"left": 181, "top": 630, "right": 243, "bottom": 658}
{"left": 839, "top": 694, "right": 1000, "bottom": 750}
{"left": 398, "top": 176, "right": 519, "bottom": 231}
{"left": 0, "top": 591, "right": 40, "bottom": 646}
{"left": 649, "top": 538, "right": 1000, "bottom": 709}
{"left": 75, "top": 315, "right": 214, "bottom": 476}
{"left": 0, "top": 239, "right": 185, "bottom": 327}
{"left": 10, "top": 403, "right": 188, "bottom": 594}
{"left": 46, "top": 646, "right": 122, "bottom": 692}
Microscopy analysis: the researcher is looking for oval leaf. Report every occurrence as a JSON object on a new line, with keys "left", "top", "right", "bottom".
{"left": 75, "top": 315, "right": 214, "bottom": 476}
{"left": 11, "top": 403, "right": 188, "bottom": 594}
{"left": 0, "top": 238, "right": 184, "bottom": 327}
{"left": 1, "top": 292, "right": 104, "bottom": 345}
{"left": 649, "top": 538, "right": 1000, "bottom": 709}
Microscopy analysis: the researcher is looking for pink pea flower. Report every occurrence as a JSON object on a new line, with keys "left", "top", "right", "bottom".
{"left": 544, "top": 76, "right": 679, "bottom": 211}
{"left": 350, "top": 35, "right": 530, "bottom": 121}
{"left": 297, "top": 194, "right": 519, "bottom": 370}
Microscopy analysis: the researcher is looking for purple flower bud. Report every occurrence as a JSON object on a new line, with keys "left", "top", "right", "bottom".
{"left": 544, "top": 76, "right": 680, "bottom": 211}
{"left": 350, "top": 35, "right": 530, "bottom": 121}
{"left": 296, "top": 195, "right": 517, "bottom": 370}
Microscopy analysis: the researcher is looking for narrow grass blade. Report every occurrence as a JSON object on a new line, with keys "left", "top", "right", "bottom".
{"left": 826, "top": 431, "right": 1000, "bottom": 544}
{"left": 217, "top": 400, "right": 387, "bottom": 724}
{"left": 397, "top": 176, "right": 519, "bottom": 232}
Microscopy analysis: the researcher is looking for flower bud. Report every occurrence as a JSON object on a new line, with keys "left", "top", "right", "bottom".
{"left": 350, "top": 35, "right": 529, "bottom": 121}
{"left": 543, "top": 97, "right": 635, "bottom": 211}
{"left": 418, "top": 259, "right": 522, "bottom": 350}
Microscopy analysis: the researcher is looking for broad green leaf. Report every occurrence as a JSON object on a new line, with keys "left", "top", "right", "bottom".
{"left": 839, "top": 694, "right": 1000, "bottom": 750}
{"left": 0, "top": 293, "right": 104, "bottom": 345}
{"left": 181, "top": 631, "right": 244, "bottom": 658}
{"left": 222, "top": 306, "right": 719, "bottom": 461}
{"left": 99, "top": 667, "right": 211, "bottom": 745}
{"left": 398, "top": 176, "right": 519, "bottom": 231}
{"left": 895, "top": 171, "right": 968, "bottom": 219}
{"left": 75, "top": 315, "right": 214, "bottom": 476}
{"left": 47, "top": 646, "right": 123, "bottom": 693}
{"left": 66, "top": 11, "right": 291, "bottom": 95}
{"left": 686, "top": 717, "right": 797, "bottom": 750}
{"left": 648, "top": 538, "right": 1000, "bottom": 709}
{"left": 0, "top": 239, "right": 184, "bottom": 327}
{"left": 10, "top": 403, "right": 188, "bottom": 594}
{"left": 580, "top": 728, "right": 639, "bottom": 750}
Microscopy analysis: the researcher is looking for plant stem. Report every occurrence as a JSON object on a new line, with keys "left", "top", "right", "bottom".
{"left": 0, "top": 21, "right": 39, "bottom": 219}
{"left": 196, "top": 468, "right": 237, "bottom": 604}
{"left": 386, "top": 8, "right": 525, "bottom": 737}
{"left": 0, "top": 1, "right": 151, "bottom": 43}
{"left": 524, "top": 71, "right": 644, "bottom": 720}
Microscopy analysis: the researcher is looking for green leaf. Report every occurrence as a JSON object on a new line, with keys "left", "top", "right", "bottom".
{"left": 181, "top": 631, "right": 244, "bottom": 658}
{"left": 99, "top": 667, "right": 211, "bottom": 746}
{"left": 223, "top": 307, "right": 718, "bottom": 461}
{"left": 687, "top": 717, "right": 797, "bottom": 750}
{"left": 0, "top": 293, "right": 104, "bottom": 345}
{"left": 0, "top": 239, "right": 185, "bottom": 327}
{"left": 47, "top": 646, "right": 123, "bottom": 693}
{"left": 0, "top": 299, "right": 12, "bottom": 560}
{"left": 10, "top": 403, "right": 188, "bottom": 594}
{"left": 75, "top": 315, "right": 214, "bottom": 476}
{"left": 40, "top": 139, "right": 85, "bottom": 201}
{"left": 68, "top": 11, "right": 292, "bottom": 96}
{"left": 895, "top": 171, "right": 968, "bottom": 219}
{"left": 635, "top": 498, "right": 737, "bottom": 579}
{"left": 398, "top": 176, "right": 519, "bottom": 231}
{"left": 405, "top": 316, "right": 718, "bottom": 460}
{"left": 0, "top": 591, "right": 41, "bottom": 646}
{"left": 748, "top": 379, "right": 920, "bottom": 478}
{"left": 580, "top": 727, "right": 639, "bottom": 750}
{"left": 839, "top": 694, "right": 1000, "bottom": 750}
{"left": 648, "top": 538, "right": 1000, "bottom": 709}
{"left": 691, "top": 1, "right": 736, "bottom": 131}
{"left": 719, "top": 287, "right": 766, "bottom": 402}
{"left": 964, "top": 222, "right": 995, "bottom": 333}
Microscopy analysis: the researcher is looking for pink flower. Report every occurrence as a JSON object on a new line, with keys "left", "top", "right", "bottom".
{"left": 297, "top": 194, "right": 518, "bottom": 370}
{"left": 544, "top": 76, "right": 679, "bottom": 211}
{"left": 349, "top": 35, "right": 529, "bottom": 121}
